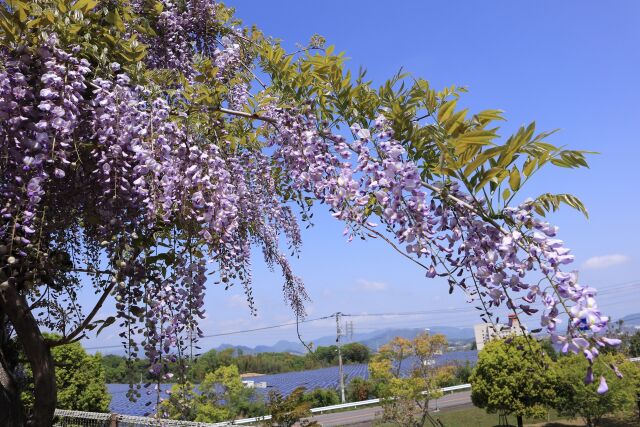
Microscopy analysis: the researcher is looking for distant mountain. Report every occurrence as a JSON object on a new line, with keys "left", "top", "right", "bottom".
{"left": 619, "top": 312, "right": 640, "bottom": 328}
{"left": 356, "top": 327, "right": 474, "bottom": 350}
{"left": 213, "top": 326, "right": 474, "bottom": 355}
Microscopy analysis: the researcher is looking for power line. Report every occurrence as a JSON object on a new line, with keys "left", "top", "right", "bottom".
{"left": 84, "top": 314, "right": 334, "bottom": 350}
{"left": 82, "top": 279, "right": 640, "bottom": 350}
{"left": 342, "top": 308, "right": 470, "bottom": 318}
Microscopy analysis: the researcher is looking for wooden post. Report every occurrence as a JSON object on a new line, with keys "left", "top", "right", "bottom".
{"left": 109, "top": 413, "right": 118, "bottom": 427}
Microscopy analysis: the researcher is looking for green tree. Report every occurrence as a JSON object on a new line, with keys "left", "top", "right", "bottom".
{"left": 470, "top": 336, "right": 556, "bottom": 427}
{"left": 101, "top": 355, "right": 127, "bottom": 383}
{"left": 21, "top": 339, "right": 110, "bottom": 413}
{"left": 370, "top": 333, "right": 454, "bottom": 427}
{"left": 161, "top": 364, "right": 265, "bottom": 422}
{"left": 552, "top": 353, "right": 638, "bottom": 427}
{"left": 341, "top": 343, "right": 370, "bottom": 363}
{"left": 539, "top": 338, "right": 559, "bottom": 361}
{"left": 440, "top": 361, "right": 473, "bottom": 387}
{"left": 301, "top": 388, "right": 339, "bottom": 408}
{"left": 627, "top": 330, "right": 640, "bottom": 358}
{"left": 313, "top": 346, "right": 338, "bottom": 365}
{"left": 263, "top": 387, "right": 318, "bottom": 427}
{"left": 346, "top": 377, "right": 377, "bottom": 402}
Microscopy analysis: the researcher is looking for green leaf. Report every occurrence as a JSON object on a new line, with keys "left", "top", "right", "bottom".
{"left": 532, "top": 193, "right": 589, "bottom": 218}
{"left": 502, "top": 188, "right": 511, "bottom": 202}
{"left": 107, "top": 10, "right": 125, "bottom": 32}
{"left": 474, "top": 167, "right": 503, "bottom": 193}
{"left": 7, "top": 0, "right": 29, "bottom": 22}
{"left": 509, "top": 167, "right": 521, "bottom": 192}
{"left": 455, "top": 130, "right": 497, "bottom": 145}
{"left": 437, "top": 99, "right": 457, "bottom": 123}
{"left": 130, "top": 306, "right": 145, "bottom": 317}
{"left": 475, "top": 109, "right": 505, "bottom": 123}
{"left": 96, "top": 316, "right": 116, "bottom": 336}
{"left": 522, "top": 157, "right": 536, "bottom": 177}
{"left": 71, "top": 0, "right": 99, "bottom": 13}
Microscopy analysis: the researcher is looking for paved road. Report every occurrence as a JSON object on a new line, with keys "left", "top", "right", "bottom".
{"left": 307, "top": 390, "right": 472, "bottom": 426}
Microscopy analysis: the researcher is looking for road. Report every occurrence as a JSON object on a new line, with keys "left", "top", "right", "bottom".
{"left": 307, "top": 390, "right": 472, "bottom": 426}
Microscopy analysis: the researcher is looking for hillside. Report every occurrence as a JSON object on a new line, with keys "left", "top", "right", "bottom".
{"left": 213, "top": 326, "right": 474, "bottom": 354}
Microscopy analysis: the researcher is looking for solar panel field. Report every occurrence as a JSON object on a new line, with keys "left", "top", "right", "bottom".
{"left": 107, "top": 350, "right": 478, "bottom": 416}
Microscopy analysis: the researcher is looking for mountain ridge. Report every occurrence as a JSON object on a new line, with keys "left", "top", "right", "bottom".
{"left": 213, "top": 325, "right": 475, "bottom": 355}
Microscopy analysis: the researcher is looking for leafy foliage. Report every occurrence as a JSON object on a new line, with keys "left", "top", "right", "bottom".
{"left": 552, "top": 353, "right": 639, "bottom": 427}
{"left": 470, "top": 336, "right": 556, "bottom": 427}
{"left": 160, "top": 364, "right": 265, "bottom": 422}
{"left": 21, "top": 337, "right": 110, "bottom": 413}
{"left": 369, "top": 333, "right": 454, "bottom": 427}
{"left": 262, "top": 386, "right": 318, "bottom": 427}
{"left": 102, "top": 346, "right": 367, "bottom": 383}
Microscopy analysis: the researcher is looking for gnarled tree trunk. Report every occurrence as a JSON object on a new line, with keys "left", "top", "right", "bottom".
{"left": 0, "top": 282, "right": 56, "bottom": 427}
{"left": 0, "top": 310, "right": 25, "bottom": 427}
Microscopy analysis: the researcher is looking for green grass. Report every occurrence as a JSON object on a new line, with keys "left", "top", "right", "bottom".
{"left": 428, "top": 407, "right": 564, "bottom": 427}
{"left": 376, "top": 406, "right": 639, "bottom": 427}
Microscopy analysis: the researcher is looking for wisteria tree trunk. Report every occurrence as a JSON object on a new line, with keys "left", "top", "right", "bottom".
{"left": 0, "top": 312, "right": 25, "bottom": 427}
{"left": 0, "top": 283, "right": 56, "bottom": 427}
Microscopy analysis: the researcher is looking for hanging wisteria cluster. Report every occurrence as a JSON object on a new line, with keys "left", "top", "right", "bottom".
{"left": 0, "top": 0, "right": 618, "bottom": 422}
{"left": 263, "top": 107, "right": 618, "bottom": 391}
{"left": 0, "top": 0, "right": 308, "bottom": 412}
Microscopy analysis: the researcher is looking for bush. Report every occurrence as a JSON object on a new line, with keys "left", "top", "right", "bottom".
{"left": 470, "top": 336, "right": 556, "bottom": 427}
{"left": 552, "top": 353, "right": 638, "bottom": 427}
{"left": 346, "top": 377, "right": 377, "bottom": 402}
{"left": 342, "top": 343, "right": 370, "bottom": 363}
{"left": 302, "top": 388, "right": 340, "bottom": 407}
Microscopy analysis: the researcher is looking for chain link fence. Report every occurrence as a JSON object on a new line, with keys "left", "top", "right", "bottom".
{"left": 53, "top": 410, "right": 236, "bottom": 427}
{"left": 53, "top": 410, "right": 112, "bottom": 427}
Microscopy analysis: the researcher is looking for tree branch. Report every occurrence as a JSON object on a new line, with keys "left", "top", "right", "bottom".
{"left": 216, "top": 107, "right": 276, "bottom": 124}
{"left": 47, "top": 248, "right": 142, "bottom": 348}
{"left": 45, "top": 279, "right": 117, "bottom": 348}
{"left": 362, "top": 224, "right": 429, "bottom": 271}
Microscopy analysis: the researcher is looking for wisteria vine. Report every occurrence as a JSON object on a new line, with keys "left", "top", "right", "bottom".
{"left": 262, "top": 107, "right": 619, "bottom": 391}
{"left": 0, "top": 0, "right": 619, "bottom": 422}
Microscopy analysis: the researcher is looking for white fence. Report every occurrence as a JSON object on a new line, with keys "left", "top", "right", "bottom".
{"left": 227, "top": 382, "right": 472, "bottom": 424}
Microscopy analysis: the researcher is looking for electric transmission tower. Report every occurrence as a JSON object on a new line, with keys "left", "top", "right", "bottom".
{"left": 345, "top": 320, "right": 354, "bottom": 341}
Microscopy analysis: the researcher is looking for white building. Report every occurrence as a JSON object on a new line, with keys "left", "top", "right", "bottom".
{"left": 474, "top": 314, "right": 525, "bottom": 351}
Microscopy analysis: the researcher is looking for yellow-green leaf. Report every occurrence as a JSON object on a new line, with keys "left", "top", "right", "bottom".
{"left": 509, "top": 167, "right": 521, "bottom": 192}
{"left": 522, "top": 157, "right": 536, "bottom": 177}
{"left": 107, "top": 10, "right": 125, "bottom": 32}
{"left": 72, "top": 0, "right": 98, "bottom": 13}
{"left": 437, "top": 99, "right": 457, "bottom": 123}
{"left": 502, "top": 188, "right": 511, "bottom": 202}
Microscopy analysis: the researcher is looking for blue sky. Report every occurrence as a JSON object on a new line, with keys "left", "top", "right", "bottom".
{"left": 85, "top": 1, "right": 640, "bottom": 352}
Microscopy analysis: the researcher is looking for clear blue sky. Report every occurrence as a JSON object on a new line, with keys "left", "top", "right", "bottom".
{"left": 85, "top": 0, "right": 640, "bottom": 352}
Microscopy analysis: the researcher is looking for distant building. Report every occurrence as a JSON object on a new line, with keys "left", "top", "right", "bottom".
{"left": 242, "top": 380, "right": 267, "bottom": 389}
{"left": 474, "top": 314, "right": 526, "bottom": 351}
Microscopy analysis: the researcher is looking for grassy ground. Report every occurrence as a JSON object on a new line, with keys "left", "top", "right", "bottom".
{"left": 376, "top": 406, "right": 639, "bottom": 427}
{"left": 428, "top": 407, "right": 564, "bottom": 427}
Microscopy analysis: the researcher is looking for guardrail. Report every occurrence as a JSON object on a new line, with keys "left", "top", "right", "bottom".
{"left": 224, "top": 383, "right": 472, "bottom": 425}
{"left": 630, "top": 357, "right": 640, "bottom": 362}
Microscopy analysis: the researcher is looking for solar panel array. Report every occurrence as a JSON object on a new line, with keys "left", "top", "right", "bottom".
{"left": 107, "top": 350, "right": 478, "bottom": 416}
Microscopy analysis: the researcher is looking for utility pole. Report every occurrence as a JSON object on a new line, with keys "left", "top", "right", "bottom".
{"left": 335, "top": 312, "right": 346, "bottom": 403}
